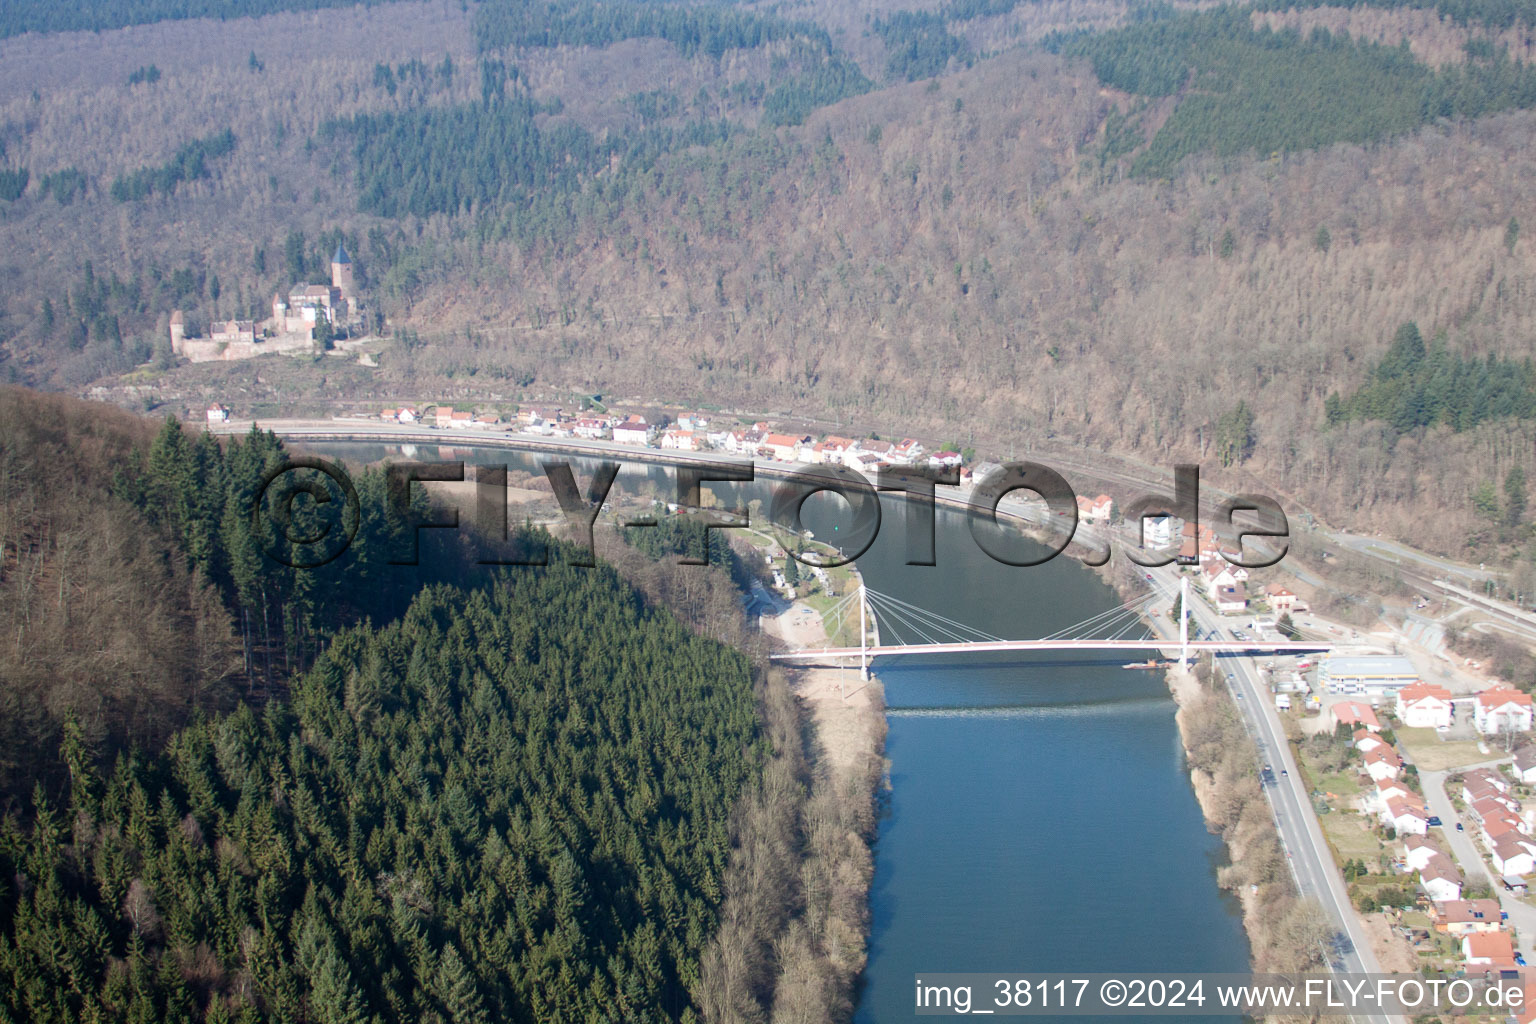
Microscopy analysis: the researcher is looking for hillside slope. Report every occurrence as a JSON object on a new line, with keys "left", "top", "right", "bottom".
{"left": 3, "top": 0, "right": 1536, "bottom": 555}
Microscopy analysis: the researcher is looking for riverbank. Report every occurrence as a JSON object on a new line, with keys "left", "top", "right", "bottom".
{"left": 1165, "top": 662, "right": 1333, "bottom": 972}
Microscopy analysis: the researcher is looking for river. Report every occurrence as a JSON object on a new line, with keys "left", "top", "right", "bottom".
{"left": 308, "top": 442, "right": 1251, "bottom": 1022}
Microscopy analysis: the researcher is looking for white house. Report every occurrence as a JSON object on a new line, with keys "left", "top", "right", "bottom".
{"left": 1214, "top": 584, "right": 1248, "bottom": 615}
{"left": 1475, "top": 688, "right": 1534, "bottom": 735}
{"left": 1421, "top": 853, "right": 1463, "bottom": 902}
{"left": 613, "top": 416, "right": 653, "bottom": 445}
{"left": 929, "top": 450, "right": 964, "bottom": 471}
{"left": 1397, "top": 682, "right": 1454, "bottom": 730}
{"left": 660, "top": 429, "right": 700, "bottom": 451}
{"left": 1362, "top": 745, "right": 1404, "bottom": 782}
{"left": 1514, "top": 746, "right": 1536, "bottom": 785}
{"left": 1462, "top": 931, "right": 1517, "bottom": 966}
{"left": 573, "top": 418, "right": 611, "bottom": 440}
{"left": 206, "top": 403, "right": 229, "bottom": 423}
{"left": 1141, "top": 513, "right": 1175, "bottom": 547}
{"left": 1402, "top": 835, "right": 1439, "bottom": 872}
{"left": 1490, "top": 834, "right": 1536, "bottom": 876}
{"left": 762, "top": 433, "right": 811, "bottom": 461}
{"left": 1354, "top": 729, "right": 1386, "bottom": 754}
{"left": 1384, "top": 795, "right": 1428, "bottom": 834}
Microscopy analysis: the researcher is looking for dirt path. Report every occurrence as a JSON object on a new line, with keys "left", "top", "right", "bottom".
{"left": 760, "top": 598, "right": 885, "bottom": 775}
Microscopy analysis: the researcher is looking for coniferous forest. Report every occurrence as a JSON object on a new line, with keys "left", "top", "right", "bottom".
{"left": 0, "top": 389, "right": 796, "bottom": 1023}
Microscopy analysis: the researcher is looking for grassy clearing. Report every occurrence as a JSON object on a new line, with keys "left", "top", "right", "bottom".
{"left": 1396, "top": 727, "right": 1490, "bottom": 771}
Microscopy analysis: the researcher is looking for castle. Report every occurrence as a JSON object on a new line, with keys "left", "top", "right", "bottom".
{"left": 171, "top": 243, "right": 358, "bottom": 363}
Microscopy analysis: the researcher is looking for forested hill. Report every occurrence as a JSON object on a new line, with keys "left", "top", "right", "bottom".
{"left": 0, "top": 569, "right": 762, "bottom": 1023}
{"left": 0, "top": 0, "right": 413, "bottom": 40}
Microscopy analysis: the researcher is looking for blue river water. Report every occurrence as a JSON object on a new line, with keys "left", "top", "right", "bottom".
{"left": 307, "top": 443, "right": 1251, "bottom": 1023}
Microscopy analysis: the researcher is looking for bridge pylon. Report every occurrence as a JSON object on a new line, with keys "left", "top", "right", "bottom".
{"left": 859, "top": 584, "right": 869, "bottom": 681}
{"left": 1178, "top": 575, "right": 1190, "bottom": 669}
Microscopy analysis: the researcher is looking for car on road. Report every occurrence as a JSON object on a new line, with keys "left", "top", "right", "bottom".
{"left": 1456, "top": 822, "right": 1465, "bottom": 831}
{"left": 1428, "top": 816, "right": 1443, "bottom": 827}
{"left": 1145, "top": 573, "right": 1154, "bottom": 581}
{"left": 1227, "top": 672, "right": 1236, "bottom": 681}
{"left": 1281, "top": 768, "right": 1288, "bottom": 776}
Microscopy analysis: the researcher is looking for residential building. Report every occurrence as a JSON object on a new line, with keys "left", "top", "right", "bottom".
{"left": 1137, "top": 514, "right": 1174, "bottom": 548}
{"left": 1463, "top": 931, "right": 1517, "bottom": 966}
{"left": 1490, "top": 835, "right": 1536, "bottom": 876}
{"left": 613, "top": 417, "right": 653, "bottom": 446}
{"left": 1330, "top": 701, "right": 1382, "bottom": 732}
{"left": 1215, "top": 584, "right": 1248, "bottom": 615}
{"left": 1397, "top": 682, "right": 1455, "bottom": 729}
{"left": 1515, "top": 746, "right": 1536, "bottom": 784}
{"left": 1475, "top": 688, "right": 1535, "bottom": 736}
{"left": 1384, "top": 794, "right": 1427, "bottom": 832}
{"left": 1433, "top": 899, "right": 1505, "bottom": 936}
{"left": 1263, "top": 584, "right": 1306, "bottom": 616}
{"left": 206, "top": 403, "right": 229, "bottom": 423}
{"left": 1421, "top": 853, "right": 1463, "bottom": 902}
{"left": 1402, "top": 835, "right": 1438, "bottom": 872}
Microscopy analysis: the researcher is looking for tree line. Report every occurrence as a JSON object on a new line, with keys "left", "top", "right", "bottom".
{"left": 110, "top": 129, "right": 237, "bottom": 203}
{"left": 1324, "top": 321, "right": 1536, "bottom": 432}
{"left": 0, "top": 0, "right": 412, "bottom": 40}
{"left": 0, "top": 564, "right": 762, "bottom": 1023}
{"left": 472, "top": 0, "right": 837, "bottom": 62}
{"left": 1049, "top": 6, "right": 1536, "bottom": 177}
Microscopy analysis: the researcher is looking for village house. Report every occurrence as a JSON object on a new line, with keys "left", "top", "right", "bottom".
{"left": 1203, "top": 557, "right": 1250, "bottom": 595}
{"left": 1262, "top": 584, "right": 1306, "bottom": 616}
{"left": 1421, "top": 853, "right": 1464, "bottom": 902}
{"left": 854, "top": 439, "right": 894, "bottom": 464}
{"left": 660, "top": 428, "right": 701, "bottom": 451}
{"left": 1214, "top": 584, "right": 1248, "bottom": 615}
{"left": 574, "top": 418, "right": 612, "bottom": 440}
{"left": 1383, "top": 794, "right": 1428, "bottom": 833}
{"left": 1465, "top": 767, "right": 1513, "bottom": 795}
{"left": 1331, "top": 701, "right": 1383, "bottom": 732}
{"left": 761, "top": 433, "right": 810, "bottom": 461}
{"left": 1515, "top": 746, "right": 1536, "bottom": 784}
{"left": 929, "top": 450, "right": 964, "bottom": 471}
{"left": 1475, "top": 688, "right": 1535, "bottom": 735}
{"left": 846, "top": 452, "right": 883, "bottom": 475}
{"left": 1490, "top": 834, "right": 1536, "bottom": 876}
{"left": 1135, "top": 513, "right": 1173, "bottom": 548}
{"left": 1432, "top": 899, "right": 1505, "bottom": 936}
{"left": 1463, "top": 931, "right": 1517, "bottom": 967}
{"left": 1354, "top": 729, "right": 1386, "bottom": 754}
{"left": 613, "top": 416, "right": 653, "bottom": 446}
{"left": 1397, "top": 682, "right": 1455, "bottom": 729}
{"left": 1076, "top": 494, "right": 1115, "bottom": 524}
{"left": 1402, "top": 835, "right": 1439, "bottom": 872}
{"left": 206, "top": 403, "right": 229, "bottom": 423}
{"left": 890, "top": 439, "right": 926, "bottom": 465}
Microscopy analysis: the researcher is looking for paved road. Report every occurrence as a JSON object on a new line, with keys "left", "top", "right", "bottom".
{"left": 1416, "top": 762, "right": 1536, "bottom": 957}
{"left": 1146, "top": 570, "right": 1398, "bottom": 1024}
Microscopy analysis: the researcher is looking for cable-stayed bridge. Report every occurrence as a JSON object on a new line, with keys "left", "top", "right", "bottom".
{"left": 768, "top": 578, "right": 1334, "bottom": 679}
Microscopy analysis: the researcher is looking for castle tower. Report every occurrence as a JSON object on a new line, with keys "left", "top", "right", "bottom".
{"left": 169, "top": 309, "right": 185, "bottom": 355}
{"left": 272, "top": 291, "right": 287, "bottom": 328}
{"left": 330, "top": 241, "right": 354, "bottom": 301}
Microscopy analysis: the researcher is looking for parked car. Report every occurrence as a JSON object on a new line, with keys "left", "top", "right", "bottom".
{"left": 1457, "top": 822, "right": 1465, "bottom": 832}
{"left": 1428, "top": 816, "right": 1443, "bottom": 827}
